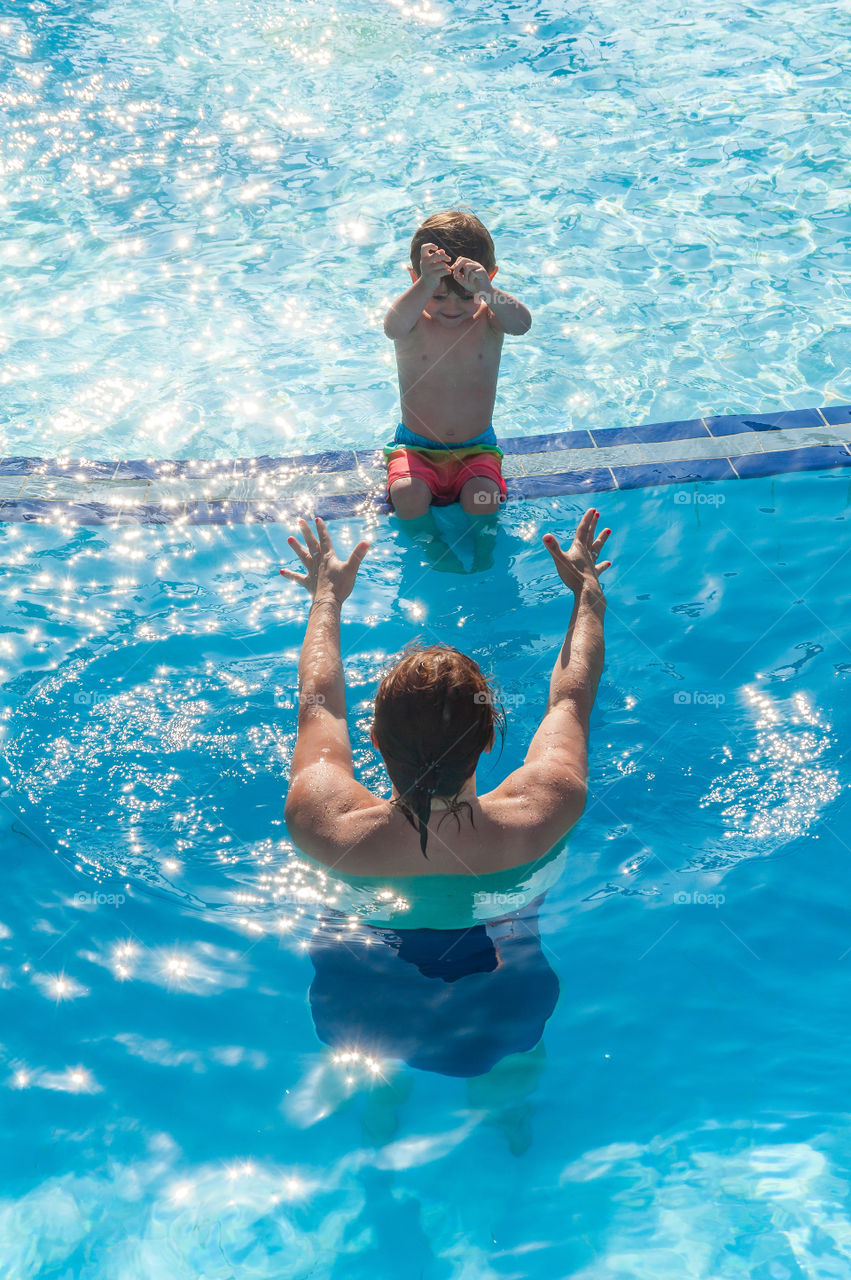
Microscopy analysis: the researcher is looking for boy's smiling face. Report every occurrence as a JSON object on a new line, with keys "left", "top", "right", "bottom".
{"left": 408, "top": 262, "right": 499, "bottom": 327}
{"left": 423, "top": 279, "right": 480, "bottom": 327}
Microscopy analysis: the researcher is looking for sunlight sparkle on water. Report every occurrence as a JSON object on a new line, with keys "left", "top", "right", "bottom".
{"left": 701, "top": 685, "right": 840, "bottom": 855}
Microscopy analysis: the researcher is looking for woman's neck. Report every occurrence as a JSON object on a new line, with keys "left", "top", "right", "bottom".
{"left": 391, "top": 779, "right": 477, "bottom": 811}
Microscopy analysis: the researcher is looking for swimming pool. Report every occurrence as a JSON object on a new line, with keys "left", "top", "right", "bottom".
{"left": 2, "top": 471, "right": 851, "bottom": 1275}
{"left": 2, "top": 0, "right": 851, "bottom": 1275}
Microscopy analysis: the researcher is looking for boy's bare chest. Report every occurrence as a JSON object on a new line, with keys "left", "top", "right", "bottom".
{"left": 400, "top": 316, "right": 502, "bottom": 378}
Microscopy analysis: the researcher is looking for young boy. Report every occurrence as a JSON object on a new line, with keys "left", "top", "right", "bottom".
{"left": 383, "top": 211, "right": 531, "bottom": 520}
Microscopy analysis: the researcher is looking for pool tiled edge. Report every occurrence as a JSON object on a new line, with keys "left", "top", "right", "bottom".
{"left": 1, "top": 404, "right": 849, "bottom": 526}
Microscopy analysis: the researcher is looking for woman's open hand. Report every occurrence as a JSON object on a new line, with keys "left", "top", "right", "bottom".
{"left": 280, "top": 517, "right": 370, "bottom": 603}
{"left": 543, "top": 509, "right": 611, "bottom": 595}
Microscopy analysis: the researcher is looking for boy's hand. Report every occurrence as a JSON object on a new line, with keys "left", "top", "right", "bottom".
{"left": 419, "top": 243, "right": 452, "bottom": 287}
{"left": 543, "top": 510, "right": 611, "bottom": 596}
{"left": 450, "top": 257, "right": 492, "bottom": 296}
{"left": 281, "top": 517, "right": 370, "bottom": 604}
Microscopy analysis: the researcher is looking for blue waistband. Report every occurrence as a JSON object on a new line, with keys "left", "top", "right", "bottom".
{"left": 393, "top": 422, "right": 498, "bottom": 450}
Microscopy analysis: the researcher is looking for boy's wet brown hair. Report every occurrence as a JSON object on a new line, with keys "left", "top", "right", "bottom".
{"left": 409, "top": 210, "right": 496, "bottom": 298}
{"left": 372, "top": 643, "right": 505, "bottom": 857}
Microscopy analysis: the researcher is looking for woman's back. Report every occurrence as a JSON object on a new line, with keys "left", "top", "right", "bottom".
{"left": 290, "top": 783, "right": 580, "bottom": 878}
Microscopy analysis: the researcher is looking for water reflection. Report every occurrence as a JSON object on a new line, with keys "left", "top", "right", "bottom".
{"left": 699, "top": 684, "right": 840, "bottom": 864}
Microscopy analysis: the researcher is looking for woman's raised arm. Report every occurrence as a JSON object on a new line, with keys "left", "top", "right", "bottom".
{"left": 280, "top": 519, "right": 373, "bottom": 850}
{"left": 493, "top": 509, "right": 611, "bottom": 851}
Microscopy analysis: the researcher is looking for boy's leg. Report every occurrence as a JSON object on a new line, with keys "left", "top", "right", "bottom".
{"left": 393, "top": 504, "right": 466, "bottom": 574}
{"left": 388, "top": 476, "right": 432, "bottom": 520}
{"left": 457, "top": 476, "right": 502, "bottom": 572}
{"left": 459, "top": 476, "right": 502, "bottom": 515}
{"left": 471, "top": 513, "right": 499, "bottom": 573}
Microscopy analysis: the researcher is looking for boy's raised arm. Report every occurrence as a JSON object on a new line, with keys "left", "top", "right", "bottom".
{"left": 383, "top": 243, "right": 450, "bottom": 339}
{"left": 483, "top": 286, "right": 532, "bottom": 336}
{"left": 383, "top": 275, "right": 436, "bottom": 340}
{"left": 447, "top": 257, "right": 532, "bottom": 335}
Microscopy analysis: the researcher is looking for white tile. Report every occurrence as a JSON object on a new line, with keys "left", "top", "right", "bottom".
{"left": 82, "top": 485, "right": 151, "bottom": 507}
{"left": 17, "top": 477, "right": 90, "bottom": 500}
{"left": 757, "top": 424, "right": 851, "bottom": 452}
{"left": 518, "top": 444, "right": 643, "bottom": 475}
{"left": 639, "top": 434, "right": 761, "bottom": 462}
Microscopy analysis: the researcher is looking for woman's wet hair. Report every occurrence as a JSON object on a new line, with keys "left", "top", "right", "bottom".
{"left": 372, "top": 643, "right": 505, "bottom": 857}
{"left": 409, "top": 210, "right": 496, "bottom": 298}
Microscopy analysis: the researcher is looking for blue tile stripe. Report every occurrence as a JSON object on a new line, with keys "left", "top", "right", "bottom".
{"left": 0, "top": 404, "right": 849, "bottom": 526}
{"left": 704, "top": 407, "right": 825, "bottom": 436}
{"left": 611, "top": 456, "right": 738, "bottom": 489}
{"left": 731, "top": 445, "right": 851, "bottom": 479}
{"left": 507, "top": 467, "right": 617, "bottom": 499}
{"left": 590, "top": 417, "right": 709, "bottom": 447}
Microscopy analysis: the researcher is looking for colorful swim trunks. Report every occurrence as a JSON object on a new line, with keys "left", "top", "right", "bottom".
{"left": 384, "top": 423, "right": 507, "bottom": 507}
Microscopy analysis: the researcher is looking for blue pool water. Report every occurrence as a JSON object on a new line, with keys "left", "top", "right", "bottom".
{"left": 0, "top": 0, "right": 849, "bottom": 460}
{"left": 2, "top": 473, "right": 851, "bottom": 1275}
{"left": 3, "top": 0, "right": 851, "bottom": 1274}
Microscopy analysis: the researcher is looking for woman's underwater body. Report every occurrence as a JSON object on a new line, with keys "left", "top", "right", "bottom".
{"left": 300, "top": 844, "right": 567, "bottom": 1077}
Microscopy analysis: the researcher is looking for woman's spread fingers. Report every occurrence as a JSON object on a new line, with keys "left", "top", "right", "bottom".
{"left": 575, "top": 509, "right": 595, "bottom": 542}
{"left": 315, "top": 518, "right": 333, "bottom": 552}
{"left": 348, "top": 540, "right": 370, "bottom": 569}
{"left": 287, "top": 539, "right": 312, "bottom": 568}
{"left": 302, "top": 522, "right": 321, "bottom": 555}
{"left": 279, "top": 568, "right": 308, "bottom": 585}
{"left": 296, "top": 518, "right": 317, "bottom": 551}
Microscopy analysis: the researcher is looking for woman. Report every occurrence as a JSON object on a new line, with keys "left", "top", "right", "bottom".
{"left": 281, "top": 509, "right": 611, "bottom": 874}
{"left": 280, "top": 509, "right": 611, "bottom": 1078}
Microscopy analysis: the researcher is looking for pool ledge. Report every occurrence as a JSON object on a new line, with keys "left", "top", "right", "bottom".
{"left": 1, "top": 404, "right": 849, "bottom": 526}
